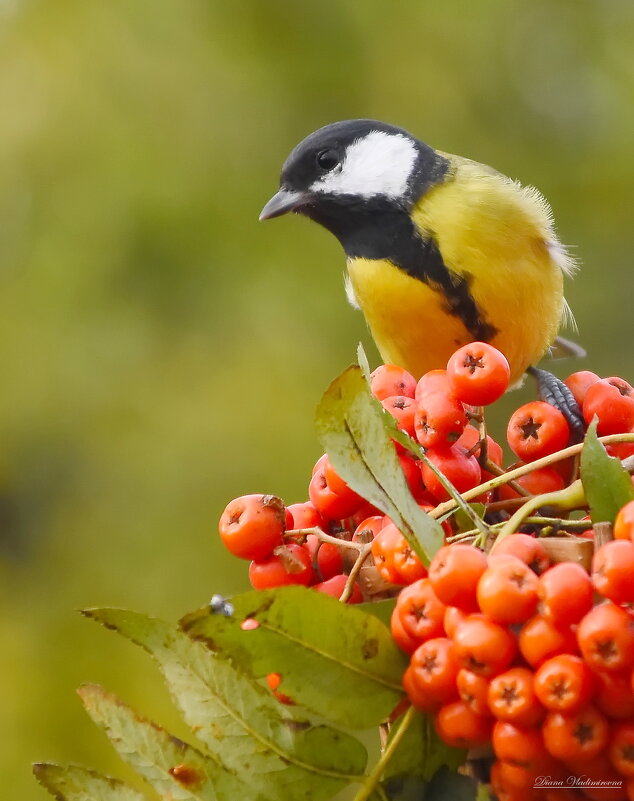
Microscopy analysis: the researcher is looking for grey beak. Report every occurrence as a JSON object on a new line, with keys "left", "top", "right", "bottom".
{"left": 259, "top": 188, "right": 310, "bottom": 221}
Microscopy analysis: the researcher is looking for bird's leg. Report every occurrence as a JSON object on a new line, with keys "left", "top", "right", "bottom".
{"left": 526, "top": 366, "right": 586, "bottom": 443}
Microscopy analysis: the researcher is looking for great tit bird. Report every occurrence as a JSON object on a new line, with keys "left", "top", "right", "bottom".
{"left": 260, "top": 120, "right": 579, "bottom": 414}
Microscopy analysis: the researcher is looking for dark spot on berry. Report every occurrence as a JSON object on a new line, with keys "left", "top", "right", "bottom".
{"left": 520, "top": 418, "right": 542, "bottom": 441}
{"left": 573, "top": 721, "right": 594, "bottom": 746}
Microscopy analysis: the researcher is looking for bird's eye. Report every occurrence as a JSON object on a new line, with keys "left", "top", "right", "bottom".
{"left": 316, "top": 149, "right": 340, "bottom": 171}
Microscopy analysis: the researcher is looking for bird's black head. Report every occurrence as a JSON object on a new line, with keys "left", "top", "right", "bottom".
{"left": 260, "top": 119, "right": 449, "bottom": 254}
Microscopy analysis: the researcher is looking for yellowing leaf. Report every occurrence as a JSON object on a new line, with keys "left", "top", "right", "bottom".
{"left": 181, "top": 586, "right": 407, "bottom": 729}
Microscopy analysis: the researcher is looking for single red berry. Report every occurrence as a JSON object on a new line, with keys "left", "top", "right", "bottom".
{"left": 507, "top": 401, "right": 570, "bottom": 462}
{"left": 390, "top": 607, "right": 422, "bottom": 655}
{"left": 577, "top": 602, "right": 634, "bottom": 673}
{"left": 592, "top": 539, "right": 634, "bottom": 604}
{"left": 608, "top": 721, "right": 634, "bottom": 777}
{"left": 428, "top": 544, "right": 488, "bottom": 611}
{"left": 370, "top": 364, "right": 416, "bottom": 400}
{"left": 381, "top": 395, "right": 417, "bottom": 440}
{"left": 421, "top": 446, "right": 481, "bottom": 502}
{"left": 456, "top": 668, "right": 491, "bottom": 716}
{"left": 476, "top": 557, "right": 539, "bottom": 625}
{"left": 248, "top": 543, "right": 314, "bottom": 589}
{"left": 594, "top": 671, "right": 634, "bottom": 720}
{"left": 323, "top": 457, "right": 356, "bottom": 500}
{"left": 452, "top": 614, "right": 517, "bottom": 677}
{"left": 614, "top": 500, "right": 634, "bottom": 542}
{"left": 487, "top": 667, "right": 544, "bottom": 726}
{"left": 405, "top": 637, "right": 459, "bottom": 710}
{"left": 583, "top": 378, "right": 634, "bottom": 435}
{"left": 538, "top": 562, "right": 593, "bottom": 627}
{"left": 533, "top": 654, "right": 594, "bottom": 713}
{"left": 309, "top": 462, "right": 362, "bottom": 520}
{"left": 434, "top": 699, "right": 492, "bottom": 748}
{"left": 371, "top": 523, "right": 426, "bottom": 585}
{"left": 352, "top": 515, "right": 385, "bottom": 543}
{"left": 446, "top": 341, "right": 510, "bottom": 406}
{"left": 218, "top": 494, "right": 285, "bottom": 561}
{"left": 492, "top": 720, "right": 549, "bottom": 769}
{"left": 393, "top": 578, "right": 446, "bottom": 645}
{"left": 414, "top": 391, "right": 467, "bottom": 450}
{"left": 313, "top": 574, "right": 362, "bottom": 603}
{"left": 564, "top": 370, "right": 601, "bottom": 407}
{"left": 542, "top": 704, "right": 609, "bottom": 762}
{"left": 415, "top": 369, "right": 451, "bottom": 403}
{"left": 286, "top": 501, "right": 322, "bottom": 530}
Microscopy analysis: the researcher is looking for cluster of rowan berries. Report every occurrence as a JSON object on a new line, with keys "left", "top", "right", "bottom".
{"left": 394, "top": 517, "right": 634, "bottom": 801}
{"left": 217, "top": 342, "right": 634, "bottom": 601}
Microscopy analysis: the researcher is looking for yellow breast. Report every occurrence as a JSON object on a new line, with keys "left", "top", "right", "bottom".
{"left": 347, "top": 158, "right": 568, "bottom": 384}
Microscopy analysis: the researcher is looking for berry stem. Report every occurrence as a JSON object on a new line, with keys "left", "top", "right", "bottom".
{"left": 284, "top": 527, "right": 366, "bottom": 551}
{"left": 430, "top": 433, "right": 634, "bottom": 520}
{"left": 339, "top": 543, "right": 373, "bottom": 603}
{"left": 447, "top": 515, "right": 592, "bottom": 543}
{"left": 490, "top": 479, "right": 586, "bottom": 551}
{"left": 352, "top": 705, "right": 417, "bottom": 801}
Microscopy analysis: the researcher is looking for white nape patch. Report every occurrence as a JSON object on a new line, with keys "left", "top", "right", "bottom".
{"left": 310, "top": 131, "right": 417, "bottom": 199}
{"left": 344, "top": 273, "right": 360, "bottom": 309}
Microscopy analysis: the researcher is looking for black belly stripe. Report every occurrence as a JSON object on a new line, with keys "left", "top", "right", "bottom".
{"left": 305, "top": 194, "right": 498, "bottom": 342}
{"left": 409, "top": 237, "right": 499, "bottom": 343}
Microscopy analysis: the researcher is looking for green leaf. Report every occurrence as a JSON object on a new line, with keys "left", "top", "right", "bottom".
{"left": 581, "top": 419, "right": 634, "bottom": 523}
{"left": 383, "top": 711, "right": 464, "bottom": 784}
{"left": 78, "top": 683, "right": 251, "bottom": 801}
{"left": 85, "top": 608, "right": 365, "bottom": 801}
{"left": 181, "top": 586, "right": 407, "bottom": 729}
{"left": 33, "top": 764, "right": 146, "bottom": 801}
{"left": 315, "top": 365, "right": 444, "bottom": 565}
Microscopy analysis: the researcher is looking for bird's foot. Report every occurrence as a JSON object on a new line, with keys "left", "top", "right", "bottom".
{"left": 526, "top": 366, "right": 586, "bottom": 443}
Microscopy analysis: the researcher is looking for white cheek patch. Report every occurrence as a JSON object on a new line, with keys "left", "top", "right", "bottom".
{"left": 310, "top": 131, "right": 417, "bottom": 199}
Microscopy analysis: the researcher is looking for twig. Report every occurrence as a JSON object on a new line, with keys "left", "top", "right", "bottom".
{"left": 339, "top": 543, "right": 373, "bottom": 603}
{"left": 284, "top": 527, "right": 365, "bottom": 551}
{"left": 352, "top": 705, "right": 417, "bottom": 801}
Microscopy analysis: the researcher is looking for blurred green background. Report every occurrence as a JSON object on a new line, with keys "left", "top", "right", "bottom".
{"left": 1, "top": 0, "right": 633, "bottom": 797}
